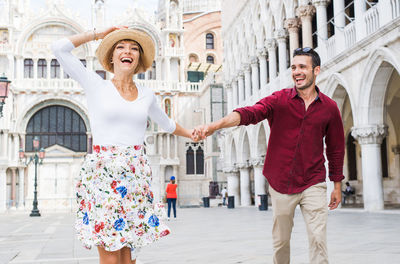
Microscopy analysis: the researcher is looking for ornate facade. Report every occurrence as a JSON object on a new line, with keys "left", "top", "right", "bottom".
{"left": 221, "top": 0, "right": 400, "bottom": 211}
{"left": 0, "top": 0, "right": 222, "bottom": 213}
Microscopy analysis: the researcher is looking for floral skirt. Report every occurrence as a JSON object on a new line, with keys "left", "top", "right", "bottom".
{"left": 75, "top": 145, "right": 170, "bottom": 251}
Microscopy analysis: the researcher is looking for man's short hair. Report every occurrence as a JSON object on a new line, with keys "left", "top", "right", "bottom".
{"left": 293, "top": 47, "right": 321, "bottom": 68}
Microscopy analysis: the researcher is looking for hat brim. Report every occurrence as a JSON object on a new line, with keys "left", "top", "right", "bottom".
{"left": 96, "top": 29, "right": 155, "bottom": 74}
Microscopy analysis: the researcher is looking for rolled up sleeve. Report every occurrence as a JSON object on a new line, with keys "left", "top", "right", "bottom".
{"left": 233, "top": 93, "right": 277, "bottom": 126}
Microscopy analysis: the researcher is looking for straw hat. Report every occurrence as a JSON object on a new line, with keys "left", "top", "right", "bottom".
{"left": 96, "top": 28, "right": 155, "bottom": 74}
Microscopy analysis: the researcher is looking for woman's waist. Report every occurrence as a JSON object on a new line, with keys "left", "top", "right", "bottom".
{"left": 92, "top": 144, "right": 144, "bottom": 155}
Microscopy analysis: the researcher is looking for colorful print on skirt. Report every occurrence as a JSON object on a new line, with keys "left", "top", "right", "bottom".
{"left": 75, "top": 145, "right": 170, "bottom": 251}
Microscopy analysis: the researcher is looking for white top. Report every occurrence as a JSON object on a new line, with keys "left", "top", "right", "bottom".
{"left": 52, "top": 38, "right": 176, "bottom": 147}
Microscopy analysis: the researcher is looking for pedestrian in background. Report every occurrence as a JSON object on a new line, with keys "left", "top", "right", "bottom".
{"left": 166, "top": 176, "right": 178, "bottom": 219}
{"left": 220, "top": 187, "right": 228, "bottom": 206}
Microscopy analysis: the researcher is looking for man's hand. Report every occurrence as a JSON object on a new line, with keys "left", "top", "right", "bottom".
{"left": 328, "top": 182, "right": 342, "bottom": 210}
{"left": 190, "top": 129, "right": 201, "bottom": 142}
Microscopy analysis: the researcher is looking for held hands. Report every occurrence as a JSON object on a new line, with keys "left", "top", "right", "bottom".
{"left": 190, "top": 124, "right": 215, "bottom": 142}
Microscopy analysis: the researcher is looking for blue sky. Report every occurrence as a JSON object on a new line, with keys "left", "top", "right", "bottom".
{"left": 32, "top": 0, "right": 159, "bottom": 19}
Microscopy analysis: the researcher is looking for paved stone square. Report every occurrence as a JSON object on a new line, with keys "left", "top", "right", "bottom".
{"left": 0, "top": 207, "right": 399, "bottom": 264}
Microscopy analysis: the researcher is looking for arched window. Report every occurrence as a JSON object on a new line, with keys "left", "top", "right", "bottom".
{"left": 51, "top": 59, "right": 60, "bottom": 78}
{"left": 186, "top": 146, "right": 194, "bottom": 174}
{"left": 186, "top": 143, "right": 204, "bottom": 175}
{"left": 207, "top": 55, "right": 215, "bottom": 64}
{"left": 206, "top": 33, "right": 214, "bottom": 49}
{"left": 25, "top": 105, "right": 87, "bottom": 152}
{"left": 37, "top": 59, "right": 47, "bottom": 78}
{"left": 164, "top": 98, "right": 171, "bottom": 117}
{"left": 24, "top": 59, "right": 33, "bottom": 78}
{"left": 195, "top": 146, "right": 204, "bottom": 174}
{"left": 346, "top": 133, "right": 357, "bottom": 181}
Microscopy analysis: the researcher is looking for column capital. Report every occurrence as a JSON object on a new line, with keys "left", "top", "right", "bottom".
{"left": 312, "top": 0, "right": 331, "bottom": 7}
{"left": 225, "top": 83, "right": 232, "bottom": 90}
{"left": 265, "top": 38, "right": 277, "bottom": 50}
{"left": 237, "top": 70, "right": 244, "bottom": 78}
{"left": 296, "top": 5, "right": 316, "bottom": 18}
{"left": 236, "top": 162, "right": 248, "bottom": 169}
{"left": 351, "top": 125, "right": 388, "bottom": 145}
{"left": 223, "top": 166, "right": 238, "bottom": 173}
{"left": 250, "top": 56, "right": 258, "bottom": 66}
{"left": 243, "top": 63, "right": 251, "bottom": 73}
{"left": 250, "top": 158, "right": 264, "bottom": 167}
{"left": 275, "top": 29, "right": 288, "bottom": 41}
{"left": 257, "top": 47, "right": 267, "bottom": 57}
{"left": 284, "top": 18, "right": 301, "bottom": 32}
{"left": 392, "top": 145, "right": 400, "bottom": 155}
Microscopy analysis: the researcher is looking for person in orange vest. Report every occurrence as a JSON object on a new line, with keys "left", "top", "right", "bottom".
{"left": 166, "top": 176, "right": 178, "bottom": 219}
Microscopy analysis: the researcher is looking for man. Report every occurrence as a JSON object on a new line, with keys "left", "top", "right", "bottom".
{"left": 194, "top": 47, "right": 344, "bottom": 264}
{"left": 342, "top": 181, "right": 355, "bottom": 204}
{"left": 220, "top": 187, "right": 228, "bottom": 206}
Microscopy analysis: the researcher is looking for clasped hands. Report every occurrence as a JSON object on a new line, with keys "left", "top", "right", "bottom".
{"left": 190, "top": 124, "right": 215, "bottom": 142}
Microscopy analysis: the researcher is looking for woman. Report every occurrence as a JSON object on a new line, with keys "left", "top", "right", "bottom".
{"left": 52, "top": 26, "right": 198, "bottom": 264}
{"left": 166, "top": 176, "right": 178, "bottom": 219}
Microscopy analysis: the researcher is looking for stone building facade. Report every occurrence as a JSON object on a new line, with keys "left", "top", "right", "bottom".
{"left": 221, "top": 0, "right": 400, "bottom": 211}
{"left": 0, "top": 0, "right": 223, "bottom": 213}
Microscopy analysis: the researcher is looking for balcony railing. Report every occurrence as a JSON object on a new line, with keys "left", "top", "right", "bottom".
{"left": 13, "top": 78, "right": 201, "bottom": 93}
{"left": 365, "top": 5, "right": 380, "bottom": 35}
{"left": 327, "top": 35, "right": 336, "bottom": 59}
{"left": 164, "top": 47, "right": 184, "bottom": 57}
{"left": 391, "top": 0, "right": 400, "bottom": 18}
{"left": 344, "top": 22, "right": 356, "bottom": 48}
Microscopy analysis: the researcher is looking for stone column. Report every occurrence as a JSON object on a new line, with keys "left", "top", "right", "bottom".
{"left": 0, "top": 169, "right": 6, "bottom": 212}
{"left": 1, "top": 131, "right": 8, "bottom": 158}
{"left": 13, "top": 134, "right": 19, "bottom": 162}
{"left": 174, "top": 135, "right": 178, "bottom": 158}
{"left": 296, "top": 5, "right": 316, "bottom": 48}
{"left": 156, "top": 57, "right": 162, "bottom": 80}
{"left": 237, "top": 162, "right": 251, "bottom": 206}
{"left": 46, "top": 59, "right": 51, "bottom": 79}
{"left": 10, "top": 168, "right": 16, "bottom": 209}
{"left": 244, "top": 64, "right": 252, "bottom": 98}
{"left": 225, "top": 84, "right": 233, "bottom": 113}
{"left": 238, "top": 72, "right": 245, "bottom": 102}
{"left": 266, "top": 39, "right": 277, "bottom": 80}
{"left": 16, "top": 56, "right": 23, "bottom": 79}
{"left": 354, "top": 0, "right": 367, "bottom": 41}
{"left": 250, "top": 57, "right": 260, "bottom": 92}
{"left": 33, "top": 58, "right": 38, "bottom": 79}
{"left": 313, "top": 0, "right": 330, "bottom": 61}
{"left": 232, "top": 80, "right": 238, "bottom": 106}
{"left": 257, "top": 49, "right": 268, "bottom": 87}
{"left": 284, "top": 18, "right": 301, "bottom": 64}
{"left": 275, "top": 29, "right": 289, "bottom": 75}
{"left": 165, "top": 57, "right": 171, "bottom": 81}
{"left": 251, "top": 158, "right": 267, "bottom": 207}
{"left": 8, "top": 134, "right": 12, "bottom": 161}
{"left": 392, "top": 145, "right": 400, "bottom": 186}
{"left": 352, "top": 125, "right": 387, "bottom": 211}
{"left": 224, "top": 167, "right": 240, "bottom": 207}
{"left": 333, "top": 0, "right": 346, "bottom": 53}
{"left": 179, "top": 58, "right": 185, "bottom": 82}
{"left": 17, "top": 167, "right": 25, "bottom": 209}
{"left": 167, "top": 134, "right": 171, "bottom": 159}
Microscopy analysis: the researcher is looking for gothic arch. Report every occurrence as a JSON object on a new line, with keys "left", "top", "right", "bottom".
{"left": 17, "top": 96, "right": 90, "bottom": 134}
{"left": 358, "top": 47, "right": 400, "bottom": 125}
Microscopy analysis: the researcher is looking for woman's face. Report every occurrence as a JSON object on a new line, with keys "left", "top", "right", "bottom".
{"left": 111, "top": 40, "right": 140, "bottom": 75}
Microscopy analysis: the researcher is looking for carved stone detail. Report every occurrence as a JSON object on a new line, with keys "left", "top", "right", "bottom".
{"left": 392, "top": 145, "right": 400, "bottom": 155}
{"left": 265, "top": 38, "right": 276, "bottom": 50}
{"left": 296, "top": 5, "right": 316, "bottom": 18}
{"left": 284, "top": 18, "right": 301, "bottom": 32}
{"left": 351, "top": 125, "right": 388, "bottom": 145}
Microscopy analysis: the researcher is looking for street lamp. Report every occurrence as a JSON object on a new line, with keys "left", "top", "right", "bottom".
{"left": 19, "top": 136, "right": 45, "bottom": 217}
{"left": 0, "top": 75, "right": 11, "bottom": 118}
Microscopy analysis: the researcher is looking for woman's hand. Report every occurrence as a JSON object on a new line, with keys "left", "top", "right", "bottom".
{"left": 96, "top": 25, "right": 128, "bottom": 40}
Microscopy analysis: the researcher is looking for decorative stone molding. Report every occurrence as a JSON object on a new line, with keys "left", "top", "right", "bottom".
{"left": 223, "top": 166, "right": 239, "bottom": 173}
{"left": 250, "top": 56, "right": 258, "bottom": 66}
{"left": 257, "top": 48, "right": 267, "bottom": 57}
{"left": 235, "top": 162, "right": 249, "bottom": 169}
{"left": 250, "top": 157, "right": 264, "bottom": 167}
{"left": 225, "top": 83, "right": 232, "bottom": 90}
{"left": 265, "top": 38, "right": 277, "bottom": 50}
{"left": 392, "top": 145, "right": 400, "bottom": 155}
{"left": 237, "top": 70, "right": 244, "bottom": 78}
{"left": 351, "top": 125, "right": 388, "bottom": 145}
{"left": 243, "top": 63, "right": 251, "bottom": 73}
{"left": 312, "top": 0, "right": 331, "bottom": 7}
{"left": 275, "top": 29, "right": 288, "bottom": 41}
{"left": 284, "top": 18, "right": 301, "bottom": 33}
{"left": 296, "top": 5, "right": 316, "bottom": 18}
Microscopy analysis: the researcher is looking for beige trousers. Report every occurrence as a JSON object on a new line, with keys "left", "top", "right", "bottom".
{"left": 269, "top": 182, "right": 328, "bottom": 264}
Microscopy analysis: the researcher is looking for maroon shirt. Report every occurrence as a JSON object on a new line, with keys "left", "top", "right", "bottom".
{"left": 234, "top": 87, "right": 344, "bottom": 194}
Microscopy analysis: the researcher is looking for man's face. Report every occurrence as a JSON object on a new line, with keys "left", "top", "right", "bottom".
{"left": 291, "top": 55, "right": 320, "bottom": 90}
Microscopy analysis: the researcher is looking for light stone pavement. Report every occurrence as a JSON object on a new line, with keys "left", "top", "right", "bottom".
{"left": 0, "top": 207, "right": 399, "bottom": 264}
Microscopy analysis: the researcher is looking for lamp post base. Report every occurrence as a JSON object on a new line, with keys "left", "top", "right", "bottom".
{"left": 30, "top": 209, "right": 41, "bottom": 217}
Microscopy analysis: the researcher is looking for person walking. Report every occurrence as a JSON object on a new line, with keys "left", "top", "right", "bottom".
{"left": 195, "top": 47, "right": 345, "bottom": 264}
{"left": 52, "top": 26, "right": 199, "bottom": 264}
{"left": 166, "top": 176, "right": 178, "bottom": 219}
{"left": 220, "top": 187, "right": 228, "bottom": 206}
